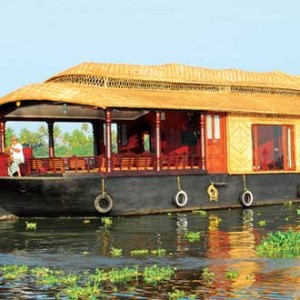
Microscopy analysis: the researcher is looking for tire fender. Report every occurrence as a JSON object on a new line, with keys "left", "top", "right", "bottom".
{"left": 239, "top": 190, "right": 254, "bottom": 207}
{"left": 173, "top": 190, "right": 188, "bottom": 208}
{"left": 94, "top": 193, "right": 113, "bottom": 214}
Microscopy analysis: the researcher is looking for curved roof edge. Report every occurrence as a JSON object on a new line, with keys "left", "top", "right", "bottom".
{"left": 2, "top": 82, "right": 300, "bottom": 116}
{"left": 47, "top": 62, "right": 300, "bottom": 90}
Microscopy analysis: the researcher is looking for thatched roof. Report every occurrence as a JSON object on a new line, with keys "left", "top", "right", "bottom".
{"left": 1, "top": 62, "right": 300, "bottom": 116}
{"left": 48, "top": 62, "right": 300, "bottom": 89}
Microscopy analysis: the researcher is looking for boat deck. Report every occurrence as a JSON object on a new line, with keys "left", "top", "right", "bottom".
{"left": 18, "top": 153, "right": 203, "bottom": 177}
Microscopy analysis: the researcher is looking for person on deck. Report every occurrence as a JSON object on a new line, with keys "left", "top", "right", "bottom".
{"left": 6, "top": 136, "right": 24, "bottom": 177}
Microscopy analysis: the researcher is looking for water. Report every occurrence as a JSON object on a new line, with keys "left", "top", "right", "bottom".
{"left": 1, "top": 204, "right": 300, "bottom": 299}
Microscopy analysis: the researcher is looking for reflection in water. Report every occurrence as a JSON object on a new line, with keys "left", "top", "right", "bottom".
{"left": 176, "top": 214, "right": 189, "bottom": 253}
{"left": 0, "top": 204, "right": 300, "bottom": 299}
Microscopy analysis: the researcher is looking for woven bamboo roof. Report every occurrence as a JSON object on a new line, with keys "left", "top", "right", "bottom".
{"left": 48, "top": 62, "right": 300, "bottom": 89}
{"left": 1, "top": 62, "right": 300, "bottom": 116}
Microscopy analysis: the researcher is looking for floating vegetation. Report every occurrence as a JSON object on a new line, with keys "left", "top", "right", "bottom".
{"left": 225, "top": 269, "right": 239, "bottom": 280}
{"left": 169, "top": 288, "right": 196, "bottom": 299}
{"left": 0, "top": 264, "right": 29, "bottom": 280}
{"left": 297, "top": 209, "right": 300, "bottom": 215}
{"left": 0, "top": 264, "right": 176, "bottom": 299}
{"left": 101, "top": 217, "right": 113, "bottom": 227}
{"left": 258, "top": 219, "right": 266, "bottom": 226}
{"left": 25, "top": 221, "right": 37, "bottom": 230}
{"left": 108, "top": 266, "right": 139, "bottom": 284}
{"left": 143, "top": 265, "right": 174, "bottom": 285}
{"left": 185, "top": 231, "right": 201, "bottom": 242}
{"left": 202, "top": 267, "right": 215, "bottom": 283}
{"left": 193, "top": 209, "right": 208, "bottom": 217}
{"left": 150, "top": 248, "right": 167, "bottom": 256}
{"left": 110, "top": 247, "right": 122, "bottom": 257}
{"left": 130, "top": 249, "right": 149, "bottom": 256}
{"left": 256, "top": 230, "right": 300, "bottom": 258}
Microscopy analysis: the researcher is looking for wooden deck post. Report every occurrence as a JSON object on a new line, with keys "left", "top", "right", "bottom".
{"left": 105, "top": 109, "right": 112, "bottom": 173}
{"left": 200, "top": 113, "right": 206, "bottom": 170}
{"left": 47, "top": 121, "right": 54, "bottom": 158}
{"left": 155, "top": 111, "right": 161, "bottom": 171}
{"left": 0, "top": 118, "right": 5, "bottom": 153}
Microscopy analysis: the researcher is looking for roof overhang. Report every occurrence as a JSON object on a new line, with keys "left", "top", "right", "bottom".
{"left": 1, "top": 81, "right": 300, "bottom": 117}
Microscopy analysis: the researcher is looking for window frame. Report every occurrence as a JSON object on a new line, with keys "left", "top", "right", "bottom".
{"left": 252, "top": 124, "right": 295, "bottom": 172}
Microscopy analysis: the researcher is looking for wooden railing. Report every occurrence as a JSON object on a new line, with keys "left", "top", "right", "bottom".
{"left": 20, "top": 153, "right": 202, "bottom": 176}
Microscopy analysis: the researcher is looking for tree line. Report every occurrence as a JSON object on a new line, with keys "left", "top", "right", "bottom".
{"left": 5, "top": 124, "right": 94, "bottom": 157}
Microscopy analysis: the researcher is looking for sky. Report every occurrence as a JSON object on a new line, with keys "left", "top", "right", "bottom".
{"left": 1, "top": 0, "right": 300, "bottom": 132}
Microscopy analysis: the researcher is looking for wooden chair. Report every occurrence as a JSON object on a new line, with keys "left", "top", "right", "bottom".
{"left": 47, "top": 158, "right": 65, "bottom": 173}
{"left": 30, "top": 158, "right": 48, "bottom": 174}
{"left": 68, "top": 157, "right": 86, "bottom": 172}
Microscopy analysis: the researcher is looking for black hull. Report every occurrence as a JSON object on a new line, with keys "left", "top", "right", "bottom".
{"left": 0, "top": 172, "right": 300, "bottom": 219}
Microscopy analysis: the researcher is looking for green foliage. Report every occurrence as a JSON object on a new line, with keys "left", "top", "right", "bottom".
{"left": 0, "top": 264, "right": 177, "bottom": 298}
{"left": 25, "top": 221, "right": 37, "bottom": 230}
{"left": 101, "top": 217, "right": 113, "bottom": 227}
{"left": 108, "top": 266, "right": 139, "bottom": 283}
{"left": 5, "top": 127, "right": 15, "bottom": 146}
{"left": 130, "top": 249, "right": 149, "bottom": 256}
{"left": 150, "top": 248, "right": 167, "bottom": 256}
{"left": 202, "top": 267, "right": 215, "bottom": 283}
{"left": 59, "top": 284, "right": 102, "bottom": 300}
{"left": 193, "top": 210, "right": 208, "bottom": 217}
{"left": 143, "top": 265, "right": 174, "bottom": 285}
{"left": 258, "top": 219, "right": 266, "bottom": 226}
{"left": 0, "top": 264, "right": 29, "bottom": 280}
{"left": 169, "top": 288, "right": 196, "bottom": 299}
{"left": 110, "top": 247, "right": 122, "bottom": 257}
{"left": 185, "top": 231, "right": 201, "bottom": 242}
{"left": 6, "top": 123, "right": 94, "bottom": 157}
{"left": 225, "top": 270, "right": 239, "bottom": 280}
{"left": 256, "top": 230, "right": 300, "bottom": 258}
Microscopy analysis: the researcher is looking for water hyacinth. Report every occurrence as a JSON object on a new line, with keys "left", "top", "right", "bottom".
{"left": 256, "top": 230, "right": 300, "bottom": 258}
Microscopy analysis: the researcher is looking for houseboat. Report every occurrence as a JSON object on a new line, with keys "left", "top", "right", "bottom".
{"left": 0, "top": 62, "right": 300, "bottom": 219}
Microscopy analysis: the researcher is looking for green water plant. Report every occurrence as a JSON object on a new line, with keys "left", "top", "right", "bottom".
{"left": 256, "top": 229, "right": 300, "bottom": 258}
{"left": 0, "top": 264, "right": 29, "bottom": 280}
{"left": 59, "top": 284, "right": 102, "bottom": 300}
{"left": 110, "top": 247, "right": 122, "bottom": 257}
{"left": 108, "top": 266, "right": 139, "bottom": 284}
{"left": 258, "top": 219, "right": 266, "bottom": 226}
{"left": 150, "top": 248, "right": 167, "bottom": 256}
{"left": 25, "top": 221, "right": 37, "bottom": 230}
{"left": 143, "top": 265, "right": 174, "bottom": 285}
{"left": 193, "top": 210, "right": 208, "bottom": 217}
{"left": 169, "top": 288, "right": 196, "bottom": 299}
{"left": 130, "top": 249, "right": 149, "bottom": 256}
{"left": 225, "top": 269, "right": 239, "bottom": 280}
{"left": 202, "top": 267, "right": 215, "bottom": 283}
{"left": 185, "top": 231, "right": 201, "bottom": 242}
{"left": 101, "top": 217, "right": 113, "bottom": 227}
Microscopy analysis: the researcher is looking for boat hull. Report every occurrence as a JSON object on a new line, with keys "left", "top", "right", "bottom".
{"left": 0, "top": 172, "right": 299, "bottom": 219}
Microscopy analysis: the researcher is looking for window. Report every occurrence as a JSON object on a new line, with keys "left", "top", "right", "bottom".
{"left": 206, "top": 114, "right": 221, "bottom": 139}
{"left": 252, "top": 125, "right": 295, "bottom": 171}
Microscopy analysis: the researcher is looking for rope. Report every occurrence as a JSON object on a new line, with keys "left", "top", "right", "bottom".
{"left": 101, "top": 178, "right": 106, "bottom": 194}
{"left": 242, "top": 175, "right": 247, "bottom": 191}
{"left": 177, "top": 176, "right": 181, "bottom": 191}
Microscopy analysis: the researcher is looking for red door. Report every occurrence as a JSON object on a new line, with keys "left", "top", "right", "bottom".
{"left": 205, "top": 113, "right": 227, "bottom": 173}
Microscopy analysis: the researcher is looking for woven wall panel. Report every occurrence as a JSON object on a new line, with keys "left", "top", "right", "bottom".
{"left": 228, "top": 114, "right": 300, "bottom": 173}
{"left": 227, "top": 116, "right": 253, "bottom": 174}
